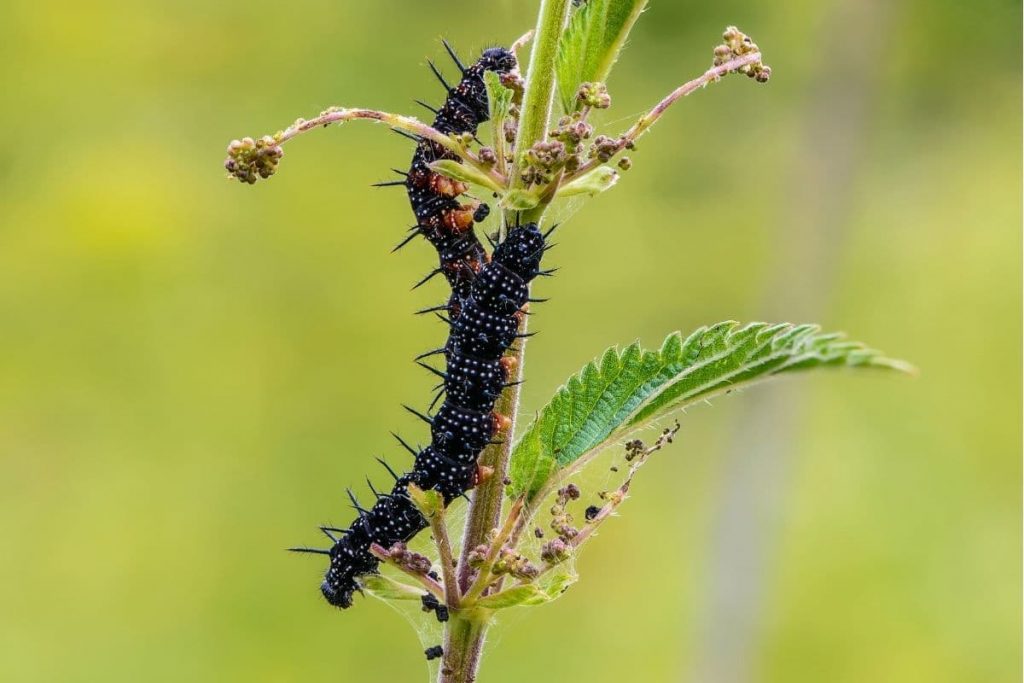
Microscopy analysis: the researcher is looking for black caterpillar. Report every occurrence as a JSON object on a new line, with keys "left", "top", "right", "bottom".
{"left": 293, "top": 45, "right": 551, "bottom": 612}
{"left": 387, "top": 43, "right": 517, "bottom": 300}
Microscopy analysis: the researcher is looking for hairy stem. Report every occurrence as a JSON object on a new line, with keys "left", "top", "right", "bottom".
{"left": 428, "top": 505, "right": 462, "bottom": 611}
{"left": 228, "top": 107, "right": 503, "bottom": 186}
{"left": 440, "top": 613, "right": 487, "bottom": 683}
{"left": 442, "top": 3, "right": 572, "bottom": 682}
{"left": 462, "top": 499, "right": 524, "bottom": 604}
{"left": 504, "top": 0, "right": 573, "bottom": 227}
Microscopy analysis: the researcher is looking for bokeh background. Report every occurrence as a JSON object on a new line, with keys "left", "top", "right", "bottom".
{"left": 1, "top": 0, "right": 1020, "bottom": 681}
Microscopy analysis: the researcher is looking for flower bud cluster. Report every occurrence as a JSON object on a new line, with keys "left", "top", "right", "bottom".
{"left": 714, "top": 26, "right": 771, "bottom": 83}
{"left": 540, "top": 538, "right": 570, "bottom": 564}
{"left": 519, "top": 85, "right": 630, "bottom": 187}
{"left": 224, "top": 135, "right": 284, "bottom": 184}
{"left": 520, "top": 140, "right": 569, "bottom": 185}
{"left": 577, "top": 82, "right": 612, "bottom": 110}
{"left": 549, "top": 483, "right": 581, "bottom": 541}
{"left": 385, "top": 542, "right": 434, "bottom": 575}
{"left": 493, "top": 547, "right": 540, "bottom": 581}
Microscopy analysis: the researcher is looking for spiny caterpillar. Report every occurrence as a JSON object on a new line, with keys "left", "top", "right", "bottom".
{"left": 385, "top": 44, "right": 517, "bottom": 300}
{"left": 292, "top": 44, "right": 553, "bottom": 612}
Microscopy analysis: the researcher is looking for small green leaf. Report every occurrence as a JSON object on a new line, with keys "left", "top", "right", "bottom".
{"left": 556, "top": 0, "right": 649, "bottom": 112}
{"left": 360, "top": 574, "right": 426, "bottom": 601}
{"left": 501, "top": 189, "right": 541, "bottom": 210}
{"left": 428, "top": 159, "right": 503, "bottom": 194}
{"left": 588, "top": 0, "right": 649, "bottom": 90}
{"left": 540, "top": 571, "right": 577, "bottom": 600}
{"left": 475, "top": 584, "right": 548, "bottom": 610}
{"left": 556, "top": 165, "right": 619, "bottom": 197}
{"left": 508, "top": 322, "right": 912, "bottom": 500}
{"left": 485, "top": 71, "right": 513, "bottom": 124}
{"left": 473, "top": 571, "right": 577, "bottom": 610}
{"left": 408, "top": 483, "right": 444, "bottom": 519}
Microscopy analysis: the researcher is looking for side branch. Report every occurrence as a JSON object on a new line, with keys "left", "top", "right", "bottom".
{"left": 428, "top": 503, "right": 462, "bottom": 611}
{"left": 369, "top": 543, "right": 446, "bottom": 601}
{"left": 223, "top": 107, "right": 501, "bottom": 186}
{"left": 565, "top": 51, "right": 767, "bottom": 182}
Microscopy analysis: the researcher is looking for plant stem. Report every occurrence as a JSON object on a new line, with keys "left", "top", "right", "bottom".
{"left": 439, "top": 612, "right": 487, "bottom": 683}
{"left": 462, "top": 498, "right": 524, "bottom": 604}
{"left": 231, "top": 107, "right": 503, "bottom": 185}
{"left": 504, "top": 0, "right": 573, "bottom": 228}
{"left": 442, "top": 3, "right": 571, "bottom": 681}
{"left": 428, "top": 502, "right": 462, "bottom": 611}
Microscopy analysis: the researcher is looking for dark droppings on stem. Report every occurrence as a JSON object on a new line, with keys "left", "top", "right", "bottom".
{"left": 425, "top": 645, "right": 444, "bottom": 661}
{"left": 421, "top": 593, "right": 450, "bottom": 622}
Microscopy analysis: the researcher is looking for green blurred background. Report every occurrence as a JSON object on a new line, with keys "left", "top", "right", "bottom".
{"left": 1, "top": 0, "right": 1019, "bottom": 680}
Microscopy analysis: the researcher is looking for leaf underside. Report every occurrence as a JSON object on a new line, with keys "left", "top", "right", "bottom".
{"left": 556, "top": 0, "right": 649, "bottom": 112}
{"left": 485, "top": 70, "right": 513, "bottom": 124}
{"left": 508, "top": 321, "right": 912, "bottom": 501}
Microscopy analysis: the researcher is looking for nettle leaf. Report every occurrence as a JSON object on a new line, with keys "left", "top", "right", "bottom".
{"left": 556, "top": 165, "right": 619, "bottom": 197}
{"left": 429, "top": 159, "right": 503, "bottom": 194}
{"left": 501, "top": 188, "right": 541, "bottom": 210}
{"left": 508, "top": 322, "right": 912, "bottom": 500}
{"left": 485, "top": 70, "right": 513, "bottom": 124}
{"left": 556, "top": 0, "right": 649, "bottom": 112}
{"left": 474, "top": 571, "right": 578, "bottom": 610}
{"left": 408, "top": 483, "right": 444, "bottom": 520}
{"left": 360, "top": 574, "right": 426, "bottom": 601}
{"left": 475, "top": 584, "right": 548, "bottom": 610}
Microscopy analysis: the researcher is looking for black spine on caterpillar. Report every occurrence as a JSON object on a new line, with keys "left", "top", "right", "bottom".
{"left": 402, "top": 47, "right": 517, "bottom": 302}
{"left": 313, "top": 222, "right": 547, "bottom": 609}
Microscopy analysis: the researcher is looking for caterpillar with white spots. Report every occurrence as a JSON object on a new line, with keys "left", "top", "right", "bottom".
{"left": 292, "top": 44, "right": 552, "bottom": 612}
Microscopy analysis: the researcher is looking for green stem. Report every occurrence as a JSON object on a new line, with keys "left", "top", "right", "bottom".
{"left": 442, "top": 3, "right": 571, "bottom": 682}
{"left": 504, "top": 0, "right": 573, "bottom": 228}
{"left": 439, "top": 611, "right": 488, "bottom": 683}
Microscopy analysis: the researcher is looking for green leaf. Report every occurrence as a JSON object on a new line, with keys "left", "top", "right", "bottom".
{"left": 473, "top": 571, "right": 578, "bottom": 610}
{"left": 475, "top": 584, "right": 548, "bottom": 610}
{"left": 360, "top": 574, "right": 427, "bottom": 601}
{"left": 556, "top": 165, "right": 619, "bottom": 197}
{"left": 540, "top": 571, "right": 577, "bottom": 600}
{"left": 408, "top": 483, "right": 444, "bottom": 519}
{"left": 508, "top": 322, "right": 912, "bottom": 500}
{"left": 556, "top": 0, "right": 649, "bottom": 112}
{"left": 501, "top": 189, "right": 541, "bottom": 210}
{"left": 485, "top": 71, "right": 513, "bottom": 124}
{"left": 428, "top": 159, "right": 503, "bottom": 194}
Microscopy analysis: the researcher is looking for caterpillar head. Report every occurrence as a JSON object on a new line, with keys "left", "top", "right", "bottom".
{"left": 480, "top": 47, "right": 517, "bottom": 74}
{"left": 321, "top": 560, "right": 359, "bottom": 609}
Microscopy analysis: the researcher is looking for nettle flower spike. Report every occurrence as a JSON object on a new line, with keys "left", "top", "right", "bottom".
{"left": 224, "top": 135, "right": 284, "bottom": 184}
{"left": 577, "top": 82, "right": 612, "bottom": 109}
{"left": 715, "top": 25, "right": 772, "bottom": 82}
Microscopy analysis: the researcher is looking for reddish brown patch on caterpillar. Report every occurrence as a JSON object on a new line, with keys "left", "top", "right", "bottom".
{"left": 443, "top": 254, "right": 484, "bottom": 278}
{"left": 407, "top": 166, "right": 432, "bottom": 189}
{"left": 442, "top": 207, "right": 476, "bottom": 232}
{"left": 429, "top": 174, "right": 469, "bottom": 197}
